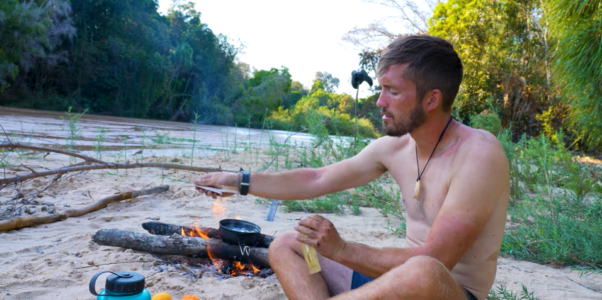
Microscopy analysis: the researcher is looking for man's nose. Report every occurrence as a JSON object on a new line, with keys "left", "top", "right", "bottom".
{"left": 376, "top": 93, "right": 388, "bottom": 108}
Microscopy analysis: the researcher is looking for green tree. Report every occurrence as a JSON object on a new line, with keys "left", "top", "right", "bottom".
{"left": 546, "top": 0, "right": 602, "bottom": 150}
{"left": 232, "top": 67, "right": 292, "bottom": 126}
{"left": 429, "top": 0, "right": 553, "bottom": 136}
{"left": 0, "top": 0, "right": 74, "bottom": 92}
{"left": 314, "top": 72, "right": 340, "bottom": 93}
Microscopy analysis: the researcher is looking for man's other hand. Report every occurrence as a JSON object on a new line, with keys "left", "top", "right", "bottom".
{"left": 295, "top": 215, "right": 347, "bottom": 259}
{"left": 194, "top": 172, "right": 241, "bottom": 199}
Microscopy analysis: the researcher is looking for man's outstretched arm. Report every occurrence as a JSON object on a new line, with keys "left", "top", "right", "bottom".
{"left": 296, "top": 134, "right": 509, "bottom": 277}
{"left": 195, "top": 138, "right": 390, "bottom": 200}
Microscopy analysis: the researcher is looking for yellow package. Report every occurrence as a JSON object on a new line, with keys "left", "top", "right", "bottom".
{"left": 300, "top": 234, "right": 321, "bottom": 274}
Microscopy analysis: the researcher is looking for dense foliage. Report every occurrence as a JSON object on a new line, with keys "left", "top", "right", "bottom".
{"left": 0, "top": 0, "right": 376, "bottom": 138}
{"left": 545, "top": 0, "right": 602, "bottom": 150}
{"left": 427, "top": 0, "right": 602, "bottom": 151}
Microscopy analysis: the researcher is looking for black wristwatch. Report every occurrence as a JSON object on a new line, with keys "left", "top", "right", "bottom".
{"left": 240, "top": 171, "right": 250, "bottom": 195}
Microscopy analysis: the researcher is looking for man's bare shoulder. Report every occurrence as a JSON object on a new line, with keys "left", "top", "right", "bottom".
{"left": 370, "top": 134, "right": 412, "bottom": 151}
{"left": 455, "top": 124, "right": 509, "bottom": 177}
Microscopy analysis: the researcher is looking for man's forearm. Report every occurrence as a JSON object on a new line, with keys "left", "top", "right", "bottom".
{"left": 332, "top": 242, "right": 425, "bottom": 278}
{"left": 248, "top": 169, "right": 325, "bottom": 200}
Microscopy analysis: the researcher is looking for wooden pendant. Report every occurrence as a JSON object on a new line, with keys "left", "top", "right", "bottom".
{"left": 414, "top": 180, "right": 421, "bottom": 198}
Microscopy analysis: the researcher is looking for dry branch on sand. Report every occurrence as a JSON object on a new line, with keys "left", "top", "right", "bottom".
{"left": 93, "top": 229, "right": 271, "bottom": 269}
{"left": 0, "top": 185, "right": 169, "bottom": 231}
{"left": 0, "top": 142, "right": 238, "bottom": 185}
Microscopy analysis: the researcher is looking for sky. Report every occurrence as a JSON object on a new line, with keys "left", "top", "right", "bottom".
{"left": 156, "top": 0, "right": 412, "bottom": 98}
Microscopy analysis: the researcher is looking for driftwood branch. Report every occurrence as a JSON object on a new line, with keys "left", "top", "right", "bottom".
{"left": 0, "top": 163, "right": 236, "bottom": 185}
{"left": 93, "top": 229, "right": 270, "bottom": 268}
{"left": 0, "top": 185, "right": 169, "bottom": 231}
{"left": 0, "top": 143, "right": 105, "bottom": 164}
{"left": 142, "top": 221, "right": 274, "bottom": 248}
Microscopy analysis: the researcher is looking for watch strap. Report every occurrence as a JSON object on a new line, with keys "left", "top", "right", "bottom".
{"left": 240, "top": 171, "right": 250, "bottom": 195}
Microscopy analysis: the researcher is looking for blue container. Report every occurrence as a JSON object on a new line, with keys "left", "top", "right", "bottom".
{"left": 89, "top": 271, "right": 151, "bottom": 300}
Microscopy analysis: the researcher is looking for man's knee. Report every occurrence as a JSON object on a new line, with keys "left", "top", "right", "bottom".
{"left": 403, "top": 255, "right": 447, "bottom": 273}
{"left": 394, "top": 255, "right": 455, "bottom": 295}
{"left": 389, "top": 256, "right": 448, "bottom": 287}
{"left": 268, "top": 232, "right": 299, "bottom": 263}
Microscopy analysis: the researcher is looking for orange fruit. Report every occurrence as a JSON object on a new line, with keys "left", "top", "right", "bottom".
{"left": 181, "top": 295, "right": 200, "bottom": 300}
{"left": 152, "top": 292, "right": 172, "bottom": 300}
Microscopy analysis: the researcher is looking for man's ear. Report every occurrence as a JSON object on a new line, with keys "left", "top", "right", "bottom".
{"left": 423, "top": 89, "right": 442, "bottom": 112}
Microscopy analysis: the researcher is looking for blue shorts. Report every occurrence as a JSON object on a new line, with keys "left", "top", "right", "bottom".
{"left": 350, "top": 271, "right": 478, "bottom": 300}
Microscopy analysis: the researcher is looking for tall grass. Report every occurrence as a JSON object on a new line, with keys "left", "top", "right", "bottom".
{"left": 94, "top": 127, "right": 109, "bottom": 160}
{"left": 60, "top": 107, "right": 86, "bottom": 163}
{"left": 499, "top": 129, "right": 602, "bottom": 268}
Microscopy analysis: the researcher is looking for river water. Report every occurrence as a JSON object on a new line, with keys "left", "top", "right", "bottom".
{"left": 0, "top": 106, "right": 329, "bottom": 158}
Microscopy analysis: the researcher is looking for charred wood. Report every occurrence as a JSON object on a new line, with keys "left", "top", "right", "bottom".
{"left": 93, "top": 229, "right": 270, "bottom": 269}
{"left": 141, "top": 221, "right": 274, "bottom": 248}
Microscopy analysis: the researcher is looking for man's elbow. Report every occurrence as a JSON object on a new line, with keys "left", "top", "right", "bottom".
{"left": 414, "top": 245, "right": 460, "bottom": 271}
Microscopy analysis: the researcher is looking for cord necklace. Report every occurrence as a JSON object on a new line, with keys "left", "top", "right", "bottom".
{"left": 414, "top": 116, "right": 453, "bottom": 198}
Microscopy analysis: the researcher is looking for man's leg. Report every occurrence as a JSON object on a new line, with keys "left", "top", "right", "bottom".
{"left": 331, "top": 255, "right": 468, "bottom": 300}
{"left": 269, "top": 232, "right": 353, "bottom": 300}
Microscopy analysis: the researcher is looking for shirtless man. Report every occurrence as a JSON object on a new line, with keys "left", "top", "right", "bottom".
{"left": 195, "top": 35, "right": 509, "bottom": 300}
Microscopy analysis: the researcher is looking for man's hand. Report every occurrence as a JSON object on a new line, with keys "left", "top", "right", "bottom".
{"left": 294, "top": 215, "right": 347, "bottom": 259}
{"left": 194, "top": 172, "right": 241, "bottom": 199}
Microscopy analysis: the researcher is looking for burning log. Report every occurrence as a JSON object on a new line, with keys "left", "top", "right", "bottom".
{"left": 93, "top": 229, "right": 270, "bottom": 269}
{"left": 141, "top": 221, "right": 274, "bottom": 248}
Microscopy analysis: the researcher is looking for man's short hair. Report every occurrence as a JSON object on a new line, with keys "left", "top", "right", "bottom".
{"left": 377, "top": 35, "right": 463, "bottom": 112}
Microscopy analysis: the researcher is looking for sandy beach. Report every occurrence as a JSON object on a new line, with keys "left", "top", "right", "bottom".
{"left": 1, "top": 107, "right": 601, "bottom": 300}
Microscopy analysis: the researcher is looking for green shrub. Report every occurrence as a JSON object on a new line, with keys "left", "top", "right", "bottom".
{"left": 471, "top": 111, "right": 503, "bottom": 136}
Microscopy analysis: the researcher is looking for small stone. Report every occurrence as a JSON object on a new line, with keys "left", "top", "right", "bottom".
{"left": 47, "top": 208, "right": 55, "bottom": 214}
{"left": 87, "top": 261, "right": 95, "bottom": 266}
{"left": 37, "top": 193, "right": 44, "bottom": 198}
{"left": 41, "top": 206, "right": 47, "bottom": 212}
{"left": 63, "top": 204, "right": 70, "bottom": 207}
{"left": 45, "top": 202, "right": 54, "bottom": 206}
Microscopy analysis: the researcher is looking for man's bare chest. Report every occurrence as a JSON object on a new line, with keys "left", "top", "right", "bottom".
{"left": 386, "top": 153, "right": 454, "bottom": 224}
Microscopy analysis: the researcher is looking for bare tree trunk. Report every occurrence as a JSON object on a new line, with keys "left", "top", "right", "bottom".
{"left": 93, "top": 229, "right": 271, "bottom": 268}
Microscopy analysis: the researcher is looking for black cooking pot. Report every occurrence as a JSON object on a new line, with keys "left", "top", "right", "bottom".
{"left": 219, "top": 219, "right": 261, "bottom": 246}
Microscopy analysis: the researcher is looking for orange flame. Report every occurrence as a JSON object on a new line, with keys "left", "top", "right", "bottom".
{"left": 250, "top": 263, "right": 260, "bottom": 274}
{"left": 192, "top": 222, "right": 222, "bottom": 270}
{"left": 177, "top": 199, "right": 259, "bottom": 276}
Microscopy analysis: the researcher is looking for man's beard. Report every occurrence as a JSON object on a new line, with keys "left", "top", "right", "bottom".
{"left": 382, "top": 103, "right": 427, "bottom": 137}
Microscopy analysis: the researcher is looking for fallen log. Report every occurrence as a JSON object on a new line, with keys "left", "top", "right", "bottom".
{"left": 142, "top": 221, "right": 274, "bottom": 248}
{"left": 93, "top": 229, "right": 270, "bottom": 268}
{"left": 0, "top": 185, "right": 169, "bottom": 231}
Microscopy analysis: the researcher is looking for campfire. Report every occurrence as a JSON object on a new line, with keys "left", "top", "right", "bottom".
{"left": 180, "top": 221, "right": 262, "bottom": 276}
{"left": 92, "top": 196, "right": 273, "bottom": 279}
